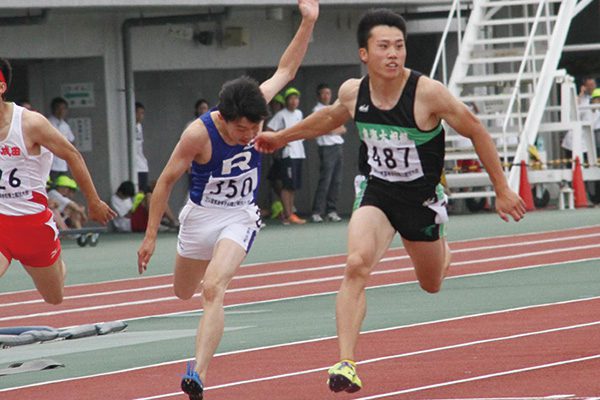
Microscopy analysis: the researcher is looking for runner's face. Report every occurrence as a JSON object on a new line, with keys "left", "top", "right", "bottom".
{"left": 360, "top": 25, "right": 406, "bottom": 79}
{"left": 225, "top": 117, "right": 261, "bottom": 145}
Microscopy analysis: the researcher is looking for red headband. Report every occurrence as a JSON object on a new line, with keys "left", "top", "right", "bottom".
{"left": 0, "top": 70, "right": 5, "bottom": 84}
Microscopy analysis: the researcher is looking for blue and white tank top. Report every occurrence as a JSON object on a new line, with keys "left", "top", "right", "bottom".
{"left": 189, "top": 112, "right": 260, "bottom": 209}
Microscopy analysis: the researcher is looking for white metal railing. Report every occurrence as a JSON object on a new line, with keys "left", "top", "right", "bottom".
{"left": 500, "top": 0, "right": 550, "bottom": 170}
{"left": 430, "top": 0, "right": 465, "bottom": 85}
{"left": 507, "top": 0, "right": 578, "bottom": 190}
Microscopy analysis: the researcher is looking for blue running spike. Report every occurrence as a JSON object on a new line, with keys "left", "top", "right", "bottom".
{"left": 181, "top": 361, "right": 204, "bottom": 400}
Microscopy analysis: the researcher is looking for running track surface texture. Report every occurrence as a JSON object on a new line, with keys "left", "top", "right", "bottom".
{"left": 1, "top": 225, "right": 600, "bottom": 399}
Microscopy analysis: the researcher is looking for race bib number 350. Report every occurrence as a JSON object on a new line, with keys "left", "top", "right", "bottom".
{"left": 201, "top": 169, "right": 258, "bottom": 208}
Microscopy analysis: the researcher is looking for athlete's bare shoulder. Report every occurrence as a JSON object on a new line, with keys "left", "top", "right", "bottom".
{"left": 414, "top": 74, "right": 464, "bottom": 130}
{"left": 21, "top": 108, "right": 48, "bottom": 132}
{"left": 178, "top": 114, "right": 212, "bottom": 163}
{"left": 416, "top": 75, "right": 446, "bottom": 97}
{"left": 20, "top": 109, "right": 56, "bottom": 144}
{"left": 338, "top": 78, "right": 361, "bottom": 118}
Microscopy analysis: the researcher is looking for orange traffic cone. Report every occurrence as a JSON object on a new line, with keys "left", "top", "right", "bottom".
{"left": 572, "top": 156, "right": 588, "bottom": 208}
{"left": 519, "top": 160, "right": 535, "bottom": 211}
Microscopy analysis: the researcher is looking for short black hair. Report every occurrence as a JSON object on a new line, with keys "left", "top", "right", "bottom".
{"left": 357, "top": 9, "right": 407, "bottom": 49}
{"left": 0, "top": 58, "right": 13, "bottom": 100}
{"left": 195, "top": 98, "right": 208, "bottom": 109}
{"left": 217, "top": 76, "right": 270, "bottom": 123}
{"left": 194, "top": 98, "right": 209, "bottom": 117}
{"left": 50, "top": 97, "right": 68, "bottom": 113}
{"left": 117, "top": 181, "right": 136, "bottom": 197}
{"left": 135, "top": 102, "right": 145, "bottom": 110}
{"left": 316, "top": 83, "right": 330, "bottom": 95}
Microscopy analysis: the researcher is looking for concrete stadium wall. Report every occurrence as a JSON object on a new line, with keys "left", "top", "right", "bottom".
{"left": 0, "top": 6, "right": 447, "bottom": 216}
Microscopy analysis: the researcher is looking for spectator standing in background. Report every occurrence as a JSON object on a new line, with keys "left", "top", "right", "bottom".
{"left": 311, "top": 83, "right": 346, "bottom": 223}
{"left": 187, "top": 99, "right": 211, "bottom": 129}
{"left": 48, "top": 97, "right": 75, "bottom": 180}
{"left": 267, "top": 87, "right": 306, "bottom": 224}
{"left": 135, "top": 102, "right": 150, "bottom": 192}
{"left": 578, "top": 76, "right": 596, "bottom": 106}
{"left": 194, "top": 99, "right": 210, "bottom": 118}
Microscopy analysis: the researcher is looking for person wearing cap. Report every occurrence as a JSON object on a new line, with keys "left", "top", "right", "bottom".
{"left": 271, "top": 93, "right": 285, "bottom": 114}
{"left": 47, "top": 175, "right": 88, "bottom": 230}
{"left": 266, "top": 86, "right": 306, "bottom": 224}
{"left": 0, "top": 57, "right": 115, "bottom": 305}
{"left": 264, "top": 92, "right": 286, "bottom": 220}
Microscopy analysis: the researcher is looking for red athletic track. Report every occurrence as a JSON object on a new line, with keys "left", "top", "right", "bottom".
{"left": 3, "top": 294, "right": 600, "bottom": 399}
{"left": 2, "top": 226, "right": 600, "bottom": 399}
{"left": 1, "top": 226, "right": 599, "bottom": 328}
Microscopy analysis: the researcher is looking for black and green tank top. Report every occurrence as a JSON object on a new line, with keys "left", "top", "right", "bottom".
{"left": 355, "top": 71, "right": 445, "bottom": 189}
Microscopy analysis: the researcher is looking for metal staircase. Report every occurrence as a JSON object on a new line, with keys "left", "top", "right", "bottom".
{"left": 432, "top": 0, "right": 598, "bottom": 201}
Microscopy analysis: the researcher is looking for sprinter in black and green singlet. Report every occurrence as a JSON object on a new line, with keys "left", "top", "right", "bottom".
{"left": 255, "top": 8, "right": 526, "bottom": 393}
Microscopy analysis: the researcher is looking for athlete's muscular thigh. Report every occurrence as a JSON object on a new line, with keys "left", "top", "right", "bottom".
{"left": 173, "top": 255, "right": 209, "bottom": 300}
{"left": 346, "top": 206, "right": 395, "bottom": 278}
{"left": 402, "top": 237, "right": 449, "bottom": 293}
{"left": 23, "top": 258, "right": 66, "bottom": 305}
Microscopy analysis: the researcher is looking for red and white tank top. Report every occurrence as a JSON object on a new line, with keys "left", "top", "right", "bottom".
{"left": 0, "top": 104, "right": 53, "bottom": 216}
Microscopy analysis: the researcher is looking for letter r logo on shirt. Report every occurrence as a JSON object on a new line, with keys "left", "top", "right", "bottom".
{"left": 221, "top": 151, "right": 252, "bottom": 175}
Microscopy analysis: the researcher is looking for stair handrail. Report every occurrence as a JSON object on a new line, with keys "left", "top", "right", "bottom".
{"left": 500, "top": 0, "right": 549, "bottom": 170}
{"left": 430, "top": 0, "right": 464, "bottom": 85}
{"left": 507, "top": 0, "right": 578, "bottom": 190}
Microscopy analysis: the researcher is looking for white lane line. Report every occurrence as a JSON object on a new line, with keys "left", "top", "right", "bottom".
{"left": 2, "top": 295, "right": 600, "bottom": 394}
{"left": 3, "top": 252, "right": 600, "bottom": 325}
{"left": 133, "top": 321, "right": 600, "bottom": 399}
{"left": 356, "top": 354, "right": 600, "bottom": 399}
{"left": 123, "top": 255, "right": 600, "bottom": 323}
{"left": 2, "top": 238, "right": 599, "bottom": 313}
{"left": 1, "top": 225, "right": 598, "bottom": 298}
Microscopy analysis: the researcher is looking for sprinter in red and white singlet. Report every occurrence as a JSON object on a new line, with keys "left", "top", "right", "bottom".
{"left": 0, "top": 58, "right": 115, "bottom": 305}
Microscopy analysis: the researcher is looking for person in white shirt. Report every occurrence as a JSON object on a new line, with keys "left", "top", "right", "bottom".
{"left": 135, "top": 102, "right": 150, "bottom": 192}
{"left": 311, "top": 83, "right": 346, "bottom": 223}
{"left": 48, "top": 97, "right": 75, "bottom": 180}
{"left": 266, "top": 87, "right": 306, "bottom": 224}
{"left": 111, "top": 181, "right": 135, "bottom": 232}
{"left": 578, "top": 76, "right": 596, "bottom": 106}
{"left": 562, "top": 78, "right": 598, "bottom": 159}
{"left": 47, "top": 175, "right": 87, "bottom": 229}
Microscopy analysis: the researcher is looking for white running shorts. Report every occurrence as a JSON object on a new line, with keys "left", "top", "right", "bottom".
{"left": 177, "top": 201, "right": 261, "bottom": 260}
